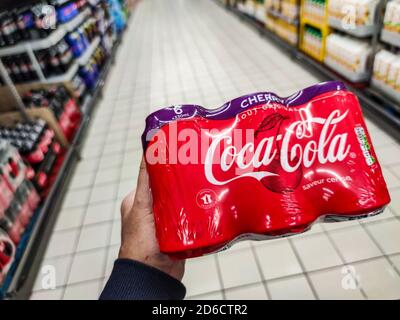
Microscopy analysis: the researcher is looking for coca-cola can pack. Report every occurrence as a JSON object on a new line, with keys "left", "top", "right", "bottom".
{"left": 142, "top": 81, "right": 391, "bottom": 259}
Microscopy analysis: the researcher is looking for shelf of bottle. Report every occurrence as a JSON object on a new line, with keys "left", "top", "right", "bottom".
{"left": 324, "top": 57, "right": 370, "bottom": 83}
{"left": 328, "top": 16, "right": 376, "bottom": 38}
{"left": 25, "top": 36, "right": 100, "bottom": 86}
{"left": 20, "top": 62, "right": 78, "bottom": 87}
{"left": 300, "top": 44, "right": 324, "bottom": 62}
{"left": 267, "top": 9, "right": 299, "bottom": 26}
{"left": 301, "top": 15, "right": 327, "bottom": 30}
{"left": 77, "top": 36, "right": 101, "bottom": 66}
{"left": 221, "top": 0, "right": 400, "bottom": 140}
{"left": 0, "top": 8, "right": 91, "bottom": 57}
{"left": 381, "top": 29, "right": 400, "bottom": 48}
{"left": 371, "top": 78, "right": 400, "bottom": 107}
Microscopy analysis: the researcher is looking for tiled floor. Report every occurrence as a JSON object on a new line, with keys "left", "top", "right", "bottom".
{"left": 30, "top": 0, "right": 400, "bottom": 300}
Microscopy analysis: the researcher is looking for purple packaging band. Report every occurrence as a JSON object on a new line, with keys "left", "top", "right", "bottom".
{"left": 141, "top": 81, "right": 347, "bottom": 149}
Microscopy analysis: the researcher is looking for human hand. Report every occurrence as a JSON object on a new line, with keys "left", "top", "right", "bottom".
{"left": 118, "top": 157, "right": 185, "bottom": 281}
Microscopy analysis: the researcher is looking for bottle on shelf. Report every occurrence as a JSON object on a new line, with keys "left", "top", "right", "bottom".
{"left": 18, "top": 54, "right": 38, "bottom": 82}
{"left": 13, "top": 6, "right": 35, "bottom": 41}
{"left": 384, "top": 0, "right": 400, "bottom": 34}
{"left": 0, "top": 12, "right": 21, "bottom": 47}
{"left": 31, "top": 1, "right": 56, "bottom": 39}
{"left": 48, "top": 0, "right": 79, "bottom": 24}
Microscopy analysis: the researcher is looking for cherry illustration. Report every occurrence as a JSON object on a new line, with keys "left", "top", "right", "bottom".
{"left": 254, "top": 112, "right": 303, "bottom": 193}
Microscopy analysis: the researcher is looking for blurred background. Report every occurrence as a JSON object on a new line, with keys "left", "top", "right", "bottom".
{"left": 0, "top": 0, "right": 399, "bottom": 300}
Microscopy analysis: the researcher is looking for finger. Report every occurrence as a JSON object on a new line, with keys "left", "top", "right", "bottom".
{"left": 121, "top": 191, "right": 135, "bottom": 217}
{"left": 134, "top": 156, "right": 152, "bottom": 209}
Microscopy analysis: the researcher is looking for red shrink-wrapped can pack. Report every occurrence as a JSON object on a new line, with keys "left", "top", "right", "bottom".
{"left": 142, "top": 81, "right": 391, "bottom": 259}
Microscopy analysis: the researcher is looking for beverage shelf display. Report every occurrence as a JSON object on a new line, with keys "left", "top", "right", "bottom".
{"left": 255, "top": 0, "right": 267, "bottom": 22}
{"left": 381, "top": 29, "right": 400, "bottom": 48}
{"left": 0, "top": 0, "right": 133, "bottom": 300}
{"left": 328, "top": 16, "right": 377, "bottom": 37}
{"left": 324, "top": 33, "right": 372, "bottom": 82}
{"left": 381, "top": 0, "right": 400, "bottom": 48}
{"left": 77, "top": 36, "right": 101, "bottom": 65}
{"left": 0, "top": 8, "right": 91, "bottom": 57}
{"left": 265, "top": 0, "right": 300, "bottom": 45}
{"left": 327, "top": 0, "right": 379, "bottom": 38}
{"left": 372, "top": 49, "right": 400, "bottom": 105}
{"left": 299, "top": 0, "right": 330, "bottom": 62}
{"left": 372, "top": 78, "right": 400, "bottom": 106}
{"left": 324, "top": 55, "right": 371, "bottom": 82}
{"left": 217, "top": 0, "right": 400, "bottom": 140}
{"left": 267, "top": 7, "right": 299, "bottom": 26}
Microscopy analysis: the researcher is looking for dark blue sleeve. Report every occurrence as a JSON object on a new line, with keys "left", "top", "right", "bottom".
{"left": 99, "top": 258, "right": 186, "bottom": 300}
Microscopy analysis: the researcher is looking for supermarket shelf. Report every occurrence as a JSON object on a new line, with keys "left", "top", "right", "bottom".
{"left": 302, "top": 17, "right": 325, "bottom": 30}
{"left": 0, "top": 8, "right": 91, "bottom": 57}
{"left": 222, "top": 2, "right": 400, "bottom": 141}
{"left": 77, "top": 36, "right": 101, "bottom": 65}
{"left": 0, "top": 28, "right": 125, "bottom": 301}
{"left": 300, "top": 44, "right": 323, "bottom": 62}
{"left": 267, "top": 9, "right": 299, "bottom": 26}
{"left": 49, "top": 63, "right": 79, "bottom": 83}
{"left": 381, "top": 29, "right": 400, "bottom": 48}
{"left": 328, "top": 17, "right": 376, "bottom": 38}
{"left": 1, "top": 146, "right": 78, "bottom": 300}
{"left": 324, "top": 57, "right": 370, "bottom": 83}
{"left": 61, "top": 7, "right": 91, "bottom": 32}
{"left": 371, "top": 78, "right": 400, "bottom": 108}
{"left": 21, "top": 36, "right": 100, "bottom": 86}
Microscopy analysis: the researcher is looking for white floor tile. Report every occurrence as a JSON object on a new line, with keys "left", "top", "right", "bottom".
{"left": 187, "top": 291, "right": 224, "bottom": 300}
{"left": 117, "top": 180, "right": 135, "bottom": 199}
{"left": 68, "top": 249, "right": 107, "bottom": 284}
{"left": 54, "top": 207, "right": 86, "bottom": 232}
{"left": 375, "top": 145, "right": 400, "bottom": 166}
{"left": 381, "top": 167, "right": 400, "bottom": 189}
{"left": 33, "top": 255, "right": 73, "bottom": 291}
{"left": 329, "top": 226, "right": 382, "bottom": 263}
{"left": 109, "top": 219, "right": 121, "bottom": 246}
{"left": 61, "top": 188, "right": 91, "bottom": 209}
{"left": 291, "top": 234, "right": 342, "bottom": 271}
{"left": 217, "top": 249, "right": 262, "bottom": 289}
{"left": 389, "top": 254, "right": 400, "bottom": 271}
{"left": 321, "top": 219, "right": 361, "bottom": 231}
{"left": 365, "top": 219, "right": 400, "bottom": 255}
{"left": 74, "top": 158, "right": 98, "bottom": 175}
{"left": 354, "top": 258, "right": 400, "bottom": 299}
{"left": 44, "top": 229, "right": 80, "bottom": 258}
{"left": 309, "top": 266, "right": 365, "bottom": 300}
{"left": 104, "top": 245, "right": 120, "bottom": 278}
{"left": 359, "top": 206, "right": 394, "bottom": 224}
{"left": 98, "top": 153, "right": 123, "bottom": 170}
{"left": 389, "top": 163, "right": 400, "bottom": 179}
{"left": 94, "top": 167, "right": 121, "bottom": 186}
{"left": 76, "top": 223, "right": 112, "bottom": 252}
{"left": 388, "top": 189, "right": 400, "bottom": 215}
{"left": 68, "top": 171, "right": 95, "bottom": 190}
{"left": 89, "top": 183, "right": 118, "bottom": 204}
{"left": 254, "top": 239, "right": 302, "bottom": 280}
{"left": 183, "top": 255, "right": 222, "bottom": 297}
{"left": 268, "top": 275, "right": 315, "bottom": 300}
{"left": 30, "top": 288, "right": 64, "bottom": 300}
{"left": 84, "top": 201, "right": 116, "bottom": 225}
{"left": 63, "top": 280, "right": 102, "bottom": 300}
{"left": 225, "top": 283, "right": 268, "bottom": 300}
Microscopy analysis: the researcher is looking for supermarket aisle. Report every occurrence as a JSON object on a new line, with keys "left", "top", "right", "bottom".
{"left": 31, "top": 0, "right": 400, "bottom": 300}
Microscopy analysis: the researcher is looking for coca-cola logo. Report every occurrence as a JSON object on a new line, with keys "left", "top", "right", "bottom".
{"left": 205, "top": 109, "right": 351, "bottom": 191}
{"left": 145, "top": 108, "right": 352, "bottom": 192}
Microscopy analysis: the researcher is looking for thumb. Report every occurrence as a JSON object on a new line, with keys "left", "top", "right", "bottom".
{"left": 133, "top": 156, "right": 152, "bottom": 210}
